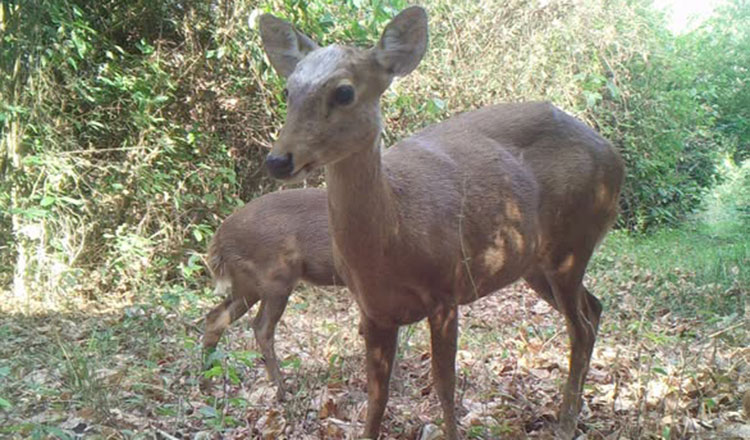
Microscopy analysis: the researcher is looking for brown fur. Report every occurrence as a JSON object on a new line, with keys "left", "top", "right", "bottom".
{"left": 260, "top": 7, "right": 624, "bottom": 438}
{"left": 203, "top": 188, "right": 342, "bottom": 399}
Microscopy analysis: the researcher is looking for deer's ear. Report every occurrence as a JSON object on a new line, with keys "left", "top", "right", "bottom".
{"left": 373, "top": 6, "right": 428, "bottom": 77}
{"left": 259, "top": 14, "right": 318, "bottom": 78}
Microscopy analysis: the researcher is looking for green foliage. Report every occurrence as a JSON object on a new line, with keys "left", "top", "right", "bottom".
{"left": 602, "top": 19, "right": 720, "bottom": 229}
{"left": 685, "top": 0, "right": 750, "bottom": 162}
{"left": 702, "top": 158, "right": 750, "bottom": 231}
{"left": 0, "top": 0, "right": 261, "bottom": 302}
{"left": 592, "top": 224, "right": 748, "bottom": 319}
{"left": 602, "top": 0, "right": 750, "bottom": 229}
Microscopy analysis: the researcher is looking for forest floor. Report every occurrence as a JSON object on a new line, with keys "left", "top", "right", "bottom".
{"left": 1, "top": 225, "right": 749, "bottom": 439}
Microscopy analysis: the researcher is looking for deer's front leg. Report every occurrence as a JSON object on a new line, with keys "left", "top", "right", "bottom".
{"left": 428, "top": 305, "right": 459, "bottom": 440}
{"left": 361, "top": 316, "right": 398, "bottom": 439}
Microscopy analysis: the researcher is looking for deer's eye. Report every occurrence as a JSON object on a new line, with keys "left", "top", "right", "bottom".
{"left": 332, "top": 85, "right": 355, "bottom": 106}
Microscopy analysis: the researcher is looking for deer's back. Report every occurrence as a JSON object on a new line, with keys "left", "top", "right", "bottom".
{"left": 208, "top": 188, "right": 340, "bottom": 287}
{"left": 374, "top": 102, "right": 622, "bottom": 305}
{"left": 391, "top": 101, "right": 623, "bottom": 235}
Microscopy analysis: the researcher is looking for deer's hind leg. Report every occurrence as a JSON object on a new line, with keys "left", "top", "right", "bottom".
{"left": 524, "top": 267, "right": 559, "bottom": 311}
{"left": 540, "top": 250, "right": 602, "bottom": 438}
{"left": 201, "top": 281, "right": 259, "bottom": 392}
{"left": 203, "top": 293, "right": 256, "bottom": 360}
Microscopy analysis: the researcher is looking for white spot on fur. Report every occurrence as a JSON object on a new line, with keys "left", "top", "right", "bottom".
{"left": 289, "top": 46, "right": 349, "bottom": 89}
{"left": 483, "top": 235, "right": 506, "bottom": 275}
{"left": 214, "top": 277, "right": 232, "bottom": 296}
{"left": 559, "top": 254, "right": 576, "bottom": 273}
{"left": 483, "top": 226, "right": 525, "bottom": 275}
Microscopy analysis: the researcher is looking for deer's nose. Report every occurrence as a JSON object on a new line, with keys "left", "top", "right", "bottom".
{"left": 265, "top": 153, "right": 294, "bottom": 179}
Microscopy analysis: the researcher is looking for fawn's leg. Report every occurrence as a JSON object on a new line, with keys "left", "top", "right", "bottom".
{"left": 252, "top": 292, "right": 291, "bottom": 401}
{"left": 203, "top": 295, "right": 254, "bottom": 363}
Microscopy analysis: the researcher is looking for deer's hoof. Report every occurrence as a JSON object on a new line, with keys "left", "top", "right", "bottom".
{"left": 554, "top": 421, "right": 578, "bottom": 440}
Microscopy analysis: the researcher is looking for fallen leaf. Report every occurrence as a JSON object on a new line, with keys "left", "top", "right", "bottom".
{"left": 419, "top": 423, "right": 443, "bottom": 440}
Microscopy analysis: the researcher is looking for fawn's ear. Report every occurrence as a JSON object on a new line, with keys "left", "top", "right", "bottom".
{"left": 258, "top": 14, "right": 319, "bottom": 78}
{"left": 373, "top": 6, "right": 428, "bottom": 77}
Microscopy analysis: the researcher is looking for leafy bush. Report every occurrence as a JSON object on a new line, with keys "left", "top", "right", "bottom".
{"left": 1, "top": 0, "right": 261, "bottom": 304}
{"left": 685, "top": 0, "right": 750, "bottom": 163}
{"left": 702, "top": 158, "right": 750, "bottom": 232}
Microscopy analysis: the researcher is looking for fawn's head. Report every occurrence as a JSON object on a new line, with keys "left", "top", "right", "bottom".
{"left": 259, "top": 6, "right": 428, "bottom": 181}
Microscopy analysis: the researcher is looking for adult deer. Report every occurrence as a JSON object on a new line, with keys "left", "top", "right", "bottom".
{"left": 259, "top": 6, "right": 624, "bottom": 439}
{"left": 203, "top": 188, "right": 342, "bottom": 400}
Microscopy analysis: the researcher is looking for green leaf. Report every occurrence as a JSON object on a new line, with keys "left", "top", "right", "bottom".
{"left": 662, "top": 426, "right": 671, "bottom": 439}
{"left": 281, "top": 356, "right": 301, "bottom": 370}
{"left": 228, "top": 397, "right": 248, "bottom": 408}
{"left": 231, "top": 350, "right": 262, "bottom": 367}
{"left": 40, "top": 196, "right": 56, "bottom": 207}
{"left": 199, "top": 405, "right": 219, "bottom": 419}
{"left": 203, "top": 364, "right": 224, "bottom": 379}
{"left": 606, "top": 79, "right": 620, "bottom": 100}
{"left": 0, "top": 396, "right": 11, "bottom": 409}
{"left": 136, "top": 39, "right": 154, "bottom": 55}
{"left": 42, "top": 426, "right": 73, "bottom": 440}
{"left": 583, "top": 90, "right": 601, "bottom": 108}
{"left": 427, "top": 97, "right": 445, "bottom": 115}
{"left": 227, "top": 365, "right": 240, "bottom": 385}
{"left": 206, "top": 349, "right": 226, "bottom": 365}
{"left": 155, "top": 405, "right": 177, "bottom": 416}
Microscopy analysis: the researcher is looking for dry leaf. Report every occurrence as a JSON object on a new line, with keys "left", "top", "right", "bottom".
{"left": 419, "top": 423, "right": 444, "bottom": 440}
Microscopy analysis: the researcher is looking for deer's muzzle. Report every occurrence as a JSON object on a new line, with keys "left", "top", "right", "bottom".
{"left": 266, "top": 152, "right": 294, "bottom": 179}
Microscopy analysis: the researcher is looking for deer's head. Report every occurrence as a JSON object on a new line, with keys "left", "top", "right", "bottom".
{"left": 259, "top": 6, "right": 428, "bottom": 181}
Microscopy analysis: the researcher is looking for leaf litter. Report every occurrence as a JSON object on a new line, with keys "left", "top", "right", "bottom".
{"left": 0, "top": 279, "right": 748, "bottom": 439}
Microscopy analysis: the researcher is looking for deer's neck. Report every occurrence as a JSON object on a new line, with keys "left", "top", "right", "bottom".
{"left": 325, "top": 136, "right": 398, "bottom": 263}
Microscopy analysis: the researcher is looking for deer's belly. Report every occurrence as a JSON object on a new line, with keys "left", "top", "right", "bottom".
{"left": 353, "top": 283, "right": 443, "bottom": 326}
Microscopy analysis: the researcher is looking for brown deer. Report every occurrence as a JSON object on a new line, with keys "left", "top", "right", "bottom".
{"left": 259, "top": 6, "right": 624, "bottom": 439}
{"left": 203, "top": 188, "right": 342, "bottom": 400}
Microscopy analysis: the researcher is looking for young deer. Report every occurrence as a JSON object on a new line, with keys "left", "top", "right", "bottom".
{"left": 259, "top": 6, "right": 624, "bottom": 439}
{"left": 203, "top": 188, "right": 342, "bottom": 400}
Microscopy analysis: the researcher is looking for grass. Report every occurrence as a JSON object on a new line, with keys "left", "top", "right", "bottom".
{"left": 589, "top": 160, "right": 749, "bottom": 322}
{"left": 590, "top": 224, "right": 748, "bottom": 319}
{"left": 1, "top": 171, "right": 749, "bottom": 439}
